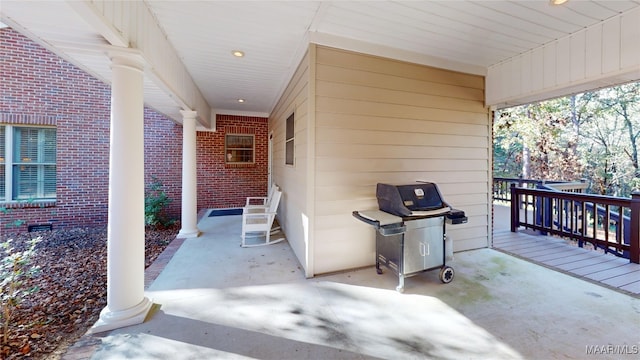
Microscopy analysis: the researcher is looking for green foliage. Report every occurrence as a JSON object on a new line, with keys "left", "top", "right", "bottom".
{"left": 0, "top": 237, "right": 41, "bottom": 344}
{"left": 493, "top": 81, "right": 640, "bottom": 197}
{"left": 1, "top": 206, "right": 26, "bottom": 230}
{"left": 145, "top": 176, "right": 175, "bottom": 228}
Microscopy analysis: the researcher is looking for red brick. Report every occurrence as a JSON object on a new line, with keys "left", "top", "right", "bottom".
{"left": 0, "top": 27, "right": 268, "bottom": 233}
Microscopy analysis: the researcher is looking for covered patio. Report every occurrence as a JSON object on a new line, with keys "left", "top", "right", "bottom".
{"left": 62, "top": 210, "right": 640, "bottom": 359}
{"left": 2, "top": 1, "right": 639, "bottom": 352}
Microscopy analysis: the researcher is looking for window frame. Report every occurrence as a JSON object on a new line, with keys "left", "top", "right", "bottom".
{"left": 285, "top": 113, "right": 294, "bottom": 166}
{"left": 225, "top": 133, "right": 255, "bottom": 164}
{"left": 0, "top": 124, "right": 57, "bottom": 203}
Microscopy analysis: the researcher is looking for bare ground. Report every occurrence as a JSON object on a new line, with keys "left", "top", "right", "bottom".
{"left": 1, "top": 223, "right": 178, "bottom": 359}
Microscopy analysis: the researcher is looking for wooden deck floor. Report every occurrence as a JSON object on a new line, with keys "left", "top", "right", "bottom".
{"left": 492, "top": 228, "right": 640, "bottom": 296}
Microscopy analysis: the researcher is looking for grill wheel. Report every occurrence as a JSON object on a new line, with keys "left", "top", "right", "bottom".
{"left": 439, "top": 266, "right": 454, "bottom": 283}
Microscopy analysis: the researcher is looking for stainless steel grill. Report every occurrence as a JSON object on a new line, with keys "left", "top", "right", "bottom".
{"left": 353, "top": 182, "right": 467, "bottom": 292}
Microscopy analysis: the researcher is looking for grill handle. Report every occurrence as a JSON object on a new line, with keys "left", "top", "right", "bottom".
{"left": 352, "top": 211, "right": 380, "bottom": 228}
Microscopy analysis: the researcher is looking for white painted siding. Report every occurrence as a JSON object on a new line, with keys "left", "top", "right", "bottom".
{"left": 269, "top": 50, "right": 312, "bottom": 276}
{"left": 313, "top": 46, "right": 489, "bottom": 275}
{"left": 84, "top": 0, "right": 210, "bottom": 125}
{"left": 487, "top": 7, "right": 640, "bottom": 108}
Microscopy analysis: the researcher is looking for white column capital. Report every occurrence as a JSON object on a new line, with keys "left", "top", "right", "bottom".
{"left": 107, "top": 47, "right": 145, "bottom": 72}
{"left": 180, "top": 110, "right": 198, "bottom": 121}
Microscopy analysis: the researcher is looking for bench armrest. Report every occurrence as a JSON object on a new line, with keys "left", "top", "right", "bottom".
{"left": 245, "top": 196, "right": 268, "bottom": 206}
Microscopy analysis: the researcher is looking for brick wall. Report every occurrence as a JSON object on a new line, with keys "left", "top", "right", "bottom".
{"left": 0, "top": 28, "right": 183, "bottom": 232}
{"left": 0, "top": 27, "right": 268, "bottom": 234}
{"left": 144, "top": 109, "right": 183, "bottom": 220}
{"left": 197, "top": 115, "right": 269, "bottom": 209}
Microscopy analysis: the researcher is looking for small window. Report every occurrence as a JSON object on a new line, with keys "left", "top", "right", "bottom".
{"left": 0, "top": 125, "right": 57, "bottom": 203}
{"left": 285, "top": 113, "right": 294, "bottom": 165}
{"left": 225, "top": 134, "right": 254, "bottom": 163}
{"left": 12, "top": 127, "right": 56, "bottom": 200}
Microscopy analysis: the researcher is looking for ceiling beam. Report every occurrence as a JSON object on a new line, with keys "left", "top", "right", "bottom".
{"left": 69, "top": 0, "right": 212, "bottom": 128}
{"left": 66, "top": 0, "right": 128, "bottom": 48}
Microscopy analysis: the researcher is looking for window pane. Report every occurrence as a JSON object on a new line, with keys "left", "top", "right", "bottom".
{"left": 13, "top": 164, "right": 37, "bottom": 200}
{"left": 286, "top": 140, "right": 294, "bottom": 165}
{"left": 43, "top": 128, "right": 56, "bottom": 163}
{"left": 14, "top": 127, "right": 39, "bottom": 163}
{"left": 286, "top": 113, "right": 294, "bottom": 165}
{"left": 225, "top": 134, "right": 254, "bottom": 163}
{"left": 44, "top": 165, "right": 56, "bottom": 198}
{"left": 286, "top": 113, "right": 294, "bottom": 140}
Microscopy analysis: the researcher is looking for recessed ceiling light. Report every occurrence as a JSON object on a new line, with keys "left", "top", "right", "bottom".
{"left": 550, "top": 0, "right": 568, "bottom": 5}
{"left": 232, "top": 50, "right": 245, "bottom": 57}
{"left": 238, "top": 99, "right": 245, "bottom": 103}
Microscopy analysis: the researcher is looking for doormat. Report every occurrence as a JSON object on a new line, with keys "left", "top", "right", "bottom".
{"left": 208, "top": 208, "right": 243, "bottom": 217}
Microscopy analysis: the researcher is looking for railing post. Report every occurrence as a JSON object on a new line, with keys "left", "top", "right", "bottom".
{"left": 534, "top": 182, "right": 551, "bottom": 235}
{"left": 629, "top": 191, "right": 640, "bottom": 264}
{"left": 510, "top": 183, "right": 518, "bottom": 232}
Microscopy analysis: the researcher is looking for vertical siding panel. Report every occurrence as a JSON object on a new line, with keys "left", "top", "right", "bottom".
{"left": 543, "top": 42, "right": 557, "bottom": 89}
{"left": 585, "top": 25, "right": 603, "bottom": 78}
{"left": 502, "top": 59, "right": 514, "bottom": 100}
{"left": 103, "top": 1, "right": 114, "bottom": 30}
{"left": 90, "top": 0, "right": 103, "bottom": 14}
{"left": 112, "top": 1, "right": 124, "bottom": 34}
{"left": 620, "top": 8, "right": 640, "bottom": 69}
{"left": 556, "top": 37, "right": 571, "bottom": 85}
{"left": 602, "top": 17, "right": 621, "bottom": 74}
{"left": 113, "top": 1, "right": 125, "bottom": 40}
{"left": 520, "top": 52, "right": 532, "bottom": 95}
{"left": 495, "top": 61, "right": 507, "bottom": 102}
{"left": 531, "top": 47, "right": 544, "bottom": 92}
{"left": 511, "top": 56, "right": 522, "bottom": 97}
{"left": 486, "top": 10, "right": 638, "bottom": 108}
{"left": 486, "top": 64, "right": 501, "bottom": 102}
{"left": 570, "top": 31, "right": 586, "bottom": 82}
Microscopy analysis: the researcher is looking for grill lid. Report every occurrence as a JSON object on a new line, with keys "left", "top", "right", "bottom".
{"left": 377, "top": 182, "right": 449, "bottom": 217}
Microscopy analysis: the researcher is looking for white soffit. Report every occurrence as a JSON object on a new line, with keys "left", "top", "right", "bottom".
{"left": 1, "top": 1, "right": 639, "bottom": 117}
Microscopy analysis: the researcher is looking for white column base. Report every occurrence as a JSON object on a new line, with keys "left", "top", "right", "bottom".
{"left": 88, "top": 296, "right": 153, "bottom": 334}
{"left": 177, "top": 227, "right": 200, "bottom": 238}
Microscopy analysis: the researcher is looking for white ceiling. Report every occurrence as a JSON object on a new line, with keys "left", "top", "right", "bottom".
{"left": 2, "top": 1, "right": 640, "bottom": 120}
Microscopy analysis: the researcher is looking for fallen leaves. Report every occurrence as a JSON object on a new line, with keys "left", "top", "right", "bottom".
{"left": 1, "top": 224, "right": 178, "bottom": 359}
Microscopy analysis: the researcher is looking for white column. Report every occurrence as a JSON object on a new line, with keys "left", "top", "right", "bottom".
{"left": 90, "top": 49, "right": 152, "bottom": 333}
{"left": 177, "top": 110, "right": 200, "bottom": 238}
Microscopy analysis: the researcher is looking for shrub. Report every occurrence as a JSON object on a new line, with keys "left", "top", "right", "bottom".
{"left": 144, "top": 177, "right": 175, "bottom": 228}
{"left": 1, "top": 206, "right": 26, "bottom": 231}
{"left": 0, "top": 237, "right": 41, "bottom": 344}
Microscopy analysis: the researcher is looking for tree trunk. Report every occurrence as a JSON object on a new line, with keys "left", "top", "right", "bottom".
{"left": 522, "top": 145, "right": 530, "bottom": 179}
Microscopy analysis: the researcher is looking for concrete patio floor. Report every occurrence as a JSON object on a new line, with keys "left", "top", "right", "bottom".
{"left": 66, "top": 212, "right": 640, "bottom": 359}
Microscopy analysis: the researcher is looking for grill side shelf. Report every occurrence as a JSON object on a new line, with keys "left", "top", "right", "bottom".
{"left": 352, "top": 210, "right": 406, "bottom": 236}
